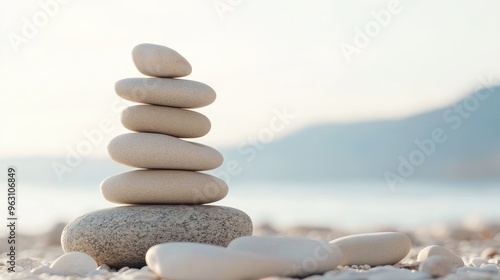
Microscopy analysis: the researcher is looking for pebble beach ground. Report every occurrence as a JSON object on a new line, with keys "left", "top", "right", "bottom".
{"left": 1, "top": 222, "right": 500, "bottom": 280}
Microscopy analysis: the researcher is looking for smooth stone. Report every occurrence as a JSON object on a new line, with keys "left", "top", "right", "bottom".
{"left": 50, "top": 252, "right": 97, "bottom": 275}
{"left": 419, "top": 255, "right": 457, "bottom": 277}
{"left": 101, "top": 170, "right": 228, "bottom": 204}
{"left": 107, "top": 133, "right": 223, "bottom": 170}
{"left": 417, "top": 245, "right": 464, "bottom": 268}
{"left": 470, "top": 257, "right": 489, "bottom": 267}
{"left": 227, "top": 236, "right": 342, "bottom": 277}
{"left": 481, "top": 247, "right": 498, "bottom": 259}
{"left": 115, "top": 78, "right": 216, "bottom": 108}
{"left": 132, "top": 43, "right": 192, "bottom": 78}
{"left": 329, "top": 232, "right": 411, "bottom": 266}
{"left": 121, "top": 105, "right": 211, "bottom": 138}
{"left": 146, "top": 242, "right": 293, "bottom": 280}
{"left": 61, "top": 205, "right": 252, "bottom": 268}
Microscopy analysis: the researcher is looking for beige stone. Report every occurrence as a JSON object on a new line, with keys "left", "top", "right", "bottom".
{"left": 121, "top": 105, "right": 210, "bottom": 138}
{"left": 146, "top": 243, "right": 292, "bottom": 280}
{"left": 417, "top": 245, "right": 464, "bottom": 268}
{"left": 132, "top": 43, "right": 192, "bottom": 78}
{"left": 107, "top": 133, "right": 223, "bottom": 170}
{"left": 481, "top": 247, "right": 498, "bottom": 259}
{"left": 115, "top": 78, "right": 216, "bottom": 108}
{"left": 50, "top": 252, "right": 97, "bottom": 275}
{"left": 101, "top": 170, "right": 228, "bottom": 204}
{"left": 329, "top": 232, "right": 411, "bottom": 266}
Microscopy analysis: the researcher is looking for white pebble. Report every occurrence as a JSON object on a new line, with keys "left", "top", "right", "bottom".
{"left": 132, "top": 43, "right": 192, "bottom": 78}
{"left": 86, "top": 269, "right": 110, "bottom": 276}
{"left": 417, "top": 245, "right": 464, "bottom": 268}
{"left": 227, "top": 236, "right": 343, "bottom": 277}
{"left": 50, "top": 252, "right": 97, "bottom": 275}
{"left": 419, "top": 255, "right": 457, "bottom": 277}
{"left": 470, "top": 257, "right": 488, "bottom": 267}
{"left": 330, "top": 232, "right": 411, "bottom": 266}
{"left": 30, "top": 264, "right": 52, "bottom": 275}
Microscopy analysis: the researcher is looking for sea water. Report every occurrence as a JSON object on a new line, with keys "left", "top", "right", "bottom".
{"left": 8, "top": 180, "right": 500, "bottom": 235}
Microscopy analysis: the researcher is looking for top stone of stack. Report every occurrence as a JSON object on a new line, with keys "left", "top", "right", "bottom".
{"left": 132, "top": 43, "right": 192, "bottom": 78}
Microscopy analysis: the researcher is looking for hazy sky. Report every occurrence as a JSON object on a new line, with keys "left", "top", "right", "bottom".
{"left": 1, "top": 0, "right": 500, "bottom": 158}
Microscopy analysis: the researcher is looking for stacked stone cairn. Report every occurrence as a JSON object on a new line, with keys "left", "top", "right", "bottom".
{"left": 61, "top": 43, "right": 253, "bottom": 268}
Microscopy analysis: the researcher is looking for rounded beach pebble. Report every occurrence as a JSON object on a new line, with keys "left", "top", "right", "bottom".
{"left": 417, "top": 245, "right": 464, "bottom": 268}
{"left": 329, "top": 232, "right": 411, "bottom": 266}
{"left": 115, "top": 78, "right": 216, "bottom": 108}
{"left": 146, "top": 242, "right": 292, "bottom": 280}
{"left": 50, "top": 252, "right": 97, "bottom": 275}
{"left": 101, "top": 170, "right": 228, "bottom": 204}
{"left": 107, "top": 133, "right": 223, "bottom": 170}
{"left": 132, "top": 43, "right": 192, "bottom": 78}
{"left": 61, "top": 205, "right": 252, "bottom": 268}
{"left": 121, "top": 105, "right": 211, "bottom": 138}
{"left": 227, "top": 236, "right": 343, "bottom": 277}
{"left": 419, "top": 255, "right": 457, "bottom": 277}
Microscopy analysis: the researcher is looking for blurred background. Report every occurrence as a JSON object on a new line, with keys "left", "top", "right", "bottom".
{"left": 1, "top": 0, "right": 499, "bottom": 238}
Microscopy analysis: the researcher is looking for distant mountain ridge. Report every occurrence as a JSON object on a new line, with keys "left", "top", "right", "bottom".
{"left": 217, "top": 87, "right": 500, "bottom": 185}
{"left": 3, "top": 87, "right": 500, "bottom": 186}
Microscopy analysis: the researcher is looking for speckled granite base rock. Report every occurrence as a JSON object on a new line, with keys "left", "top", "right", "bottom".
{"left": 61, "top": 205, "right": 252, "bottom": 268}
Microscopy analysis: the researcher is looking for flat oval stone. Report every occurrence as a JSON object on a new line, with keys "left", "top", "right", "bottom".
{"left": 227, "top": 236, "right": 343, "bottom": 277}
{"left": 115, "top": 78, "right": 216, "bottom": 108}
{"left": 132, "top": 43, "right": 192, "bottom": 78}
{"left": 121, "top": 105, "right": 211, "bottom": 138}
{"left": 146, "top": 243, "right": 293, "bottom": 280}
{"left": 329, "top": 232, "right": 411, "bottom": 266}
{"left": 417, "top": 245, "right": 464, "bottom": 268}
{"left": 101, "top": 170, "right": 228, "bottom": 204}
{"left": 61, "top": 205, "right": 252, "bottom": 268}
{"left": 107, "top": 133, "right": 223, "bottom": 170}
